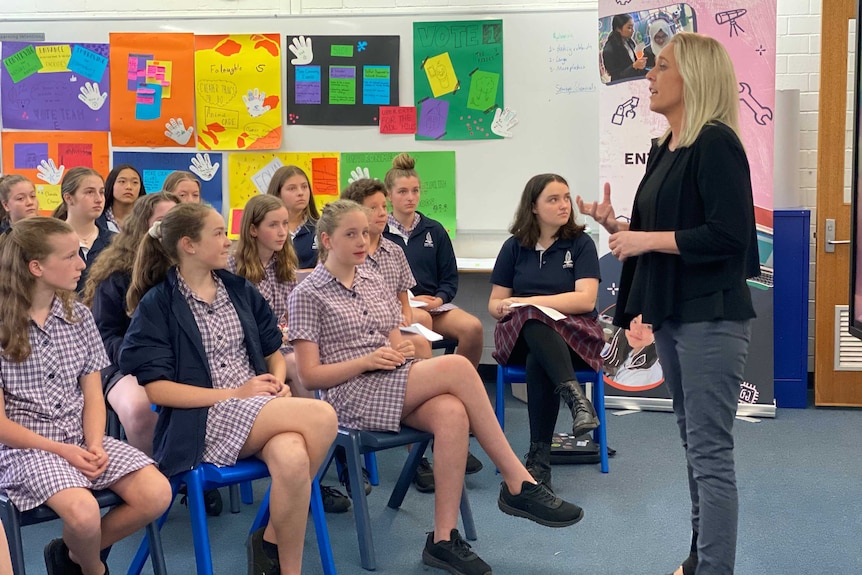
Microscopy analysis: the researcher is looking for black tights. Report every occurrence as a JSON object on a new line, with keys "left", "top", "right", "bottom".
{"left": 510, "top": 320, "right": 591, "bottom": 444}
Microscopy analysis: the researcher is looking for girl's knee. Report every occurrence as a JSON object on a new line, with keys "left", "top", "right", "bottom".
{"left": 265, "top": 433, "right": 312, "bottom": 480}
{"left": 57, "top": 493, "right": 101, "bottom": 535}
{"left": 432, "top": 396, "right": 469, "bottom": 434}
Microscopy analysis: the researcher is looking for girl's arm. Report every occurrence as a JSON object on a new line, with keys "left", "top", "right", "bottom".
{"left": 398, "top": 291, "right": 413, "bottom": 325}
{"left": 488, "top": 284, "right": 514, "bottom": 320}
{"left": 512, "top": 278, "right": 599, "bottom": 315}
{"left": 0, "top": 392, "right": 66, "bottom": 454}
{"left": 80, "top": 371, "right": 107, "bottom": 450}
{"left": 293, "top": 338, "right": 405, "bottom": 390}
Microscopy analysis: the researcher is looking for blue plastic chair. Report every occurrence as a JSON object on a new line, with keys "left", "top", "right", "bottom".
{"left": 0, "top": 489, "right": 167, "bottom": 575}
{"left": 496, "top": 365, "right": 609, "bottom": 473}
{"left": 128, "top": 457, "right": 336, "bottom": 575}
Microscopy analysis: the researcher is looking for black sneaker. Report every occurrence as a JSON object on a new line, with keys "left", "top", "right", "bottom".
{"left": 44, "top": 538, "right": 83, "bottom": 575}
{"left": 413, "top": 457, "right": 435, "bottom": 493}
{"left": 246, "top": 527, "right": 279, "bottom": 575}
{"left": 338, "top": 467, "right": 372, "bottom": 497}
{"left": 422, "top": 529, "right": 492, "bottom": 575}
{"left": 498, "top": 481, "right": 584, "bottom": 528}
{"left": 321, "top": 485, "right": 351, "bottom": 513}
{"left": 465, "top": 451, "right": 483, "bottom": 475}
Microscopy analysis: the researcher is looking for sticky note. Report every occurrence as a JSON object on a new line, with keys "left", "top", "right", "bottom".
{"left": 417, "top": 98, "right": 449, "bottom": 140}
{"left": 362, "top": 66, "right": 390, "bottom": 106}
{"left": 331, "top": 44, "right": 354, "bottom": 57}
{"left": 467, "top": 70, "right": 500, "bottom": 111}
{"left": 423, "top": 52, "right": 458, "bottom": 98}
{"left": 329, "top": 66, "right": 356, "bottom": 105}
{"left": 295, "top": 66, "right": 321, "bottom": 105}
{"left": 142, "top": 169, "right": 174, "bottom": 192}
{"left": 57, "top": 143, "right": 94, "bottom": 168}
{"left": 13, "top": 143, "right": 49, "bottom": 169}
{"left": 146, "top": 59, "right": 172, "bottom": 98}
{"left": 66, "top": 45, "right": 108, "bottom": 82}
{"left": 36, "top": 184, "right": 62, "bottom": 213}
{"left": 229, "top": 208, "right": 244, "bottom": 238}
{"left": 3, "top": 45, "right": 43, "bottom": 83}
{"left": 135, "top": 83, "right": 162, "bottom": 120}
{"left": 379, "top": 106, "right": 417, "bottom": 134}
{"left": 311, "top": 157, "right": 338, "bottom": 197}
{"left": 35, "top": 44, "right": 71, "bottom": 73}
{"left": 126, "top": 53, "right": 152, "bottom": 91}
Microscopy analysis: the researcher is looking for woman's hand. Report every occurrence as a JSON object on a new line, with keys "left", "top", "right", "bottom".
{"left": 608, "top": 231, "right": 650, "bottom": 260}
{"left": 413, "top": 295, "right": 443, "bottom": 311}
{"left": 395, "top": 339, "right": 415, "bottom": 359}
{"left": 234, "top": 374, "right": 283, "bottom": 399}
{"left": 576, "top": 183, "right": 619, "bottom": 234}
{"left": 633, "top": 57, "right": 647, "bottom": 70}
{"left": 364, "top": 346, "right": 406, "bottom": 371}
{"left": 495, "top": 297, "right": 521, "bottom": 317}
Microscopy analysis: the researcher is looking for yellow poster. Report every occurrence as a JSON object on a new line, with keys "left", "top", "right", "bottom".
{"left": 194, "top": 34, "right": 283, "bottom": 151}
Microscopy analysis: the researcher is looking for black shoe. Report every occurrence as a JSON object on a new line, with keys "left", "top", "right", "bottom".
{"left": 666, "top": 551, "right": 698, "bottom": 575}
{"left": 465, "top": 451, "right": 483, "bottom": 475}
{"left": 205, "top": 488, "right": 223, "bottom": 516}
{"left": 524, "top": 441, "right": 553, "bottom": 489}
{"left": 44, "top": 538, "right": 83, "bottom": 575}
{"left": 413, "top": 457, "right": 435, "bottom": 493}
{"left": 422, "top": 529, "right": 492, "bottom": 575}
{"left": 556, "top": 380, "right": 599, "bottom": 437}
{"left": 321, "top": 484, "right": 351, "bottom": 513}
{"left": 246, "top": 527, "right": 279, "bottom": 575}
{"left": 338, "top": 467, "right": 373, "bottom": 498}
{"left": 498, "top": 481, "right": 584, "bottom": 528}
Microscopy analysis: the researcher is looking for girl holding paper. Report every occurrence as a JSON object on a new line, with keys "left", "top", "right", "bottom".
{"left": 488, "top": 174, "right": 604, "bottom": 489}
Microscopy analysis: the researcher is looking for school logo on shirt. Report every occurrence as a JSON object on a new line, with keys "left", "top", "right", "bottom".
{"left": 424, "top": 232, "right": 434, "bottom": 248}
{"left": 311, "top": 236, "right": 318, "bottom": 250}
{"left": 562, "top": 250, "right": 573, "bottom": 269}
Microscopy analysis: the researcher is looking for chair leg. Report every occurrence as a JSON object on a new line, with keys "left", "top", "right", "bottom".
{"left": 363, "top": 452, "right": 380, "bottom": 486}
{"left": 228, "top": 484, "right": 241, "bottom": 513}
{"left": 309, "top": 480, "right": 337, "bottom": 575}
{"left": 185, "top": 469, "right": 216, "bottom": 575}
{"left": 240, "top": 480, "right": 255, "bottom": 505}
{"left": 459, "top": 485, "right": 477, "bottom": 542}
{"left": 145, "top": 520, "right": 168, "bottom": 575}
{"left": 495, "top": 365, "right": 506, "bottom": 430}
{"left": 387, "top": 439, "right": 429, "bottom": 509}
{"left": 0, "top": 502, "right": 25, "bottom": 575}
{"left": 344, "top": 434, "right": 376, "bottom": 571}
{"left": 127, "top": 483, "right": 177, "bottom": 575}
{"left": 593, "top": 372, "right": 610, "bottom": 473}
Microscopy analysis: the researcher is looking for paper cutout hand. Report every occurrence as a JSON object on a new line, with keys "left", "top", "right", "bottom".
{"left": 348, "top": 166, "right": 371, "bottom": 184}
{"left": 78, "top": 82, "right": 107, "bottom": 111}
{"left": 164, "top": 118, "right": 194, "bottom": 145}
{"left": 242, "top": 89, "right": 271, "bottom": 117}
{"left": 289, "top": 36, "right": 314, "bottom": 65}
{"left": 189, "top": 153, "right": 220, "bottom": 182}
{"left": 491, "top": 107, "right": 519, "bottom": 138}
{"left": 36, "top": 159, "right": 65, "bottom": 185}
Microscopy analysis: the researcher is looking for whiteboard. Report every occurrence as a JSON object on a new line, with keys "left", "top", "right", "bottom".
{"left": 0, "top": 10, "right": 600, "bottom": 239}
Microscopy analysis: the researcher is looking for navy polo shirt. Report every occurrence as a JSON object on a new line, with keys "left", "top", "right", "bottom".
{"left": 491, "top": 234, "right": 600, "bottom": 303}
{"left": 292, "top": 219, "right": 318, "bottom": 269}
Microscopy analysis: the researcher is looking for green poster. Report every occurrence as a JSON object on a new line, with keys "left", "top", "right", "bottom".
{"left": 3, "top": 44, "right": 43, "bottom": 83}
{"left": 413, "top": 19, "right": 503, "bottom": 141}
{"left": 340, "top": 151, "right": 457, "bottom": 237}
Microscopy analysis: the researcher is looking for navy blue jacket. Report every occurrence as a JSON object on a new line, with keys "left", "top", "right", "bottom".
{"left": 91, "top": 270, "right": 132, "bottom": 384}
{"left": 292, "top": 219, "right": 318, "bottom": 269}
{"left": 118, "top": 268, "right": 282, "bottom": 477}
{"left": 78, "top": 224, "right": 116, "bottom": 294}
{"left": 382, "top": 212, "right": 458, "bottom": 304}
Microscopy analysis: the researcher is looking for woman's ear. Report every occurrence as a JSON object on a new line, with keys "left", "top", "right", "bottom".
{"left": 179, "top": 235, "right": 196, "bottom": 256}
{"left": 320, "top": 231, "right": 332, "bottom": 251}
{"left": 249, "top": 224, "right": 259, "bottom": 239}
{"left": 28, "top": 259, "right": 43, "bottom": 278}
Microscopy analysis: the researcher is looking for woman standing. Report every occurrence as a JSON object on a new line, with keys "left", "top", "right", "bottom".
{"left": 579, "top": 33, "right": 759, "bottom": 575}
{"left": 98, "top": 164, "right": 146, "bottom": 232}
{"left": 488, "top": 174, "right": 604, "bottom": 489}
{"left": 266, "top": 166, "right": 320, "bottom": 270}
{"left": 602, "top": 14, "right": 647, "bottom": 82}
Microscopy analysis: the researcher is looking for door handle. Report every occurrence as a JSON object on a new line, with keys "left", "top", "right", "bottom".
{"left": 825, "top": 218, "right": 850, "bottom": 253}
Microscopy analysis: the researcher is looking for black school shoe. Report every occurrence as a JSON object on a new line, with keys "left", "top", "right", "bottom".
{"left": 321, "top": 485, "right": 351, "bottom": 513}
{"left": 422, "top": 529, "right": 492, "bottom": 575}
{"left": 247, "top": 527, "right": 280, "bottom": 575}
{"left": 498, "top": 481, "right": 584, "bottom": 528}
{"left": 44, "top": 538, "right": 83, "bottom": 575}
{"left": 465, "top": 451, "right": 484, "bottom": 475}
{"left": 413, "top": 457, "right": 435, "bottom": 493}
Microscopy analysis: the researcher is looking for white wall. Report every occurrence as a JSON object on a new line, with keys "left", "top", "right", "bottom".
{"left": 2, "top": 0, "right": 826, "bottom": 368}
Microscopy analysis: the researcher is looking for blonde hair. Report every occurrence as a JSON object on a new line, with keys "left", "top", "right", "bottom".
{"left": 0, "top": 217, "right": 78, "bottom": 361}
{"left": 234, "top": 194, "right": 297, "bottom": 284}
{"left": 315, "top": 199, "right": 365, "bottom": 263}
{"left": 52, "top": 167, "right": 104, "bottom": 220}
{"left": 383, "top": 153, "right": 420, "bottom": 192}
{"left": 265, "top": 165, "right": 320, "bottom": 220}
{"left": 162, "top": 171, "right": 201, "bottom": 195}
{"left": 0, "top": 175, "right": 34, "bottom": 223}
{"left": 662, "top": 32, "right": 741, "bottom": 148}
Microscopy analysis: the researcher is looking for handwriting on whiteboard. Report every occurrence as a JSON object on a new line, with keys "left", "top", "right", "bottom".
{"left": 547, "top": 32, "right": 595, "bottom": 95}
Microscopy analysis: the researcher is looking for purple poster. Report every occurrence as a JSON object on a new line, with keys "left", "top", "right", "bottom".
{"left": 1, "top": 42, "right": 110, "bottom": 132}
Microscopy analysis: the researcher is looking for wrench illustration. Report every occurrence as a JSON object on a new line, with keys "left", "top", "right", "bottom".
{"left": 738, "top": 82, "right": 773, "bottom": 125}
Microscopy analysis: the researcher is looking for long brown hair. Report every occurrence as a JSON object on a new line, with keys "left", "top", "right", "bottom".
{"left": 126, "top": 203, "right": 211, "bottom": 314}
{"left": 0, "top": 175, "right": 33, "bottom": 223}
{"left": 52, "top": 167, "right": 103, "bottom": 221}
{"left": 234, "top": 194, "right": 297, "bottom": 285}
{"left": 82, "top": 192, "right": 179, "bottom": 307}
{"left": 0, "top": 217, "right": 78, "bottom": 362}
{"left": 509, "top": 174, "right": 584, "bottom": 248}
{"left": 265, "top": 165, "right": 320, "bottom": 220}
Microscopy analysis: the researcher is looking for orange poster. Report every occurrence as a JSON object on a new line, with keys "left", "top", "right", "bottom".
{"left": 1, "top": 130, "right": 110, "bottom": 214}
{"left": 109, "top": 33, "right": 196, "bottom": 147}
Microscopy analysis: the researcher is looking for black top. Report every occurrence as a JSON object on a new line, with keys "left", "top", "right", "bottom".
{"left": 91, "top": 270, "right": 132, "bottom": 383}
{"left": 614, "top": 123, "right": 760, "bottom": 330}
{"left": 602, "top": 34, "right": 647, "bottom": 83}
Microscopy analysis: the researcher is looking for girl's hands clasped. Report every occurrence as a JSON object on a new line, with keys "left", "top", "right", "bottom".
{"left": 365, "top": 346, "right": 407, "bottom": 371}
{"left": 58, "top": 442, "right": 109, "bottom": 480}
{"left": 235, "top": 374, "right": 287, "bottom": 398}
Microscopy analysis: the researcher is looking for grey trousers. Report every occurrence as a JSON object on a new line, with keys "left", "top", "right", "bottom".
{"left": 654, "top": 319, "right": 752, "bottom": 575}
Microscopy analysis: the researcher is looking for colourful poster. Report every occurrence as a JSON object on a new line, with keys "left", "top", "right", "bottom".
{"left": 109, "top": 33, "right": 196, "bottom": 147}
{"left": 1, "top": 131, "right": 109, "bottom": 214}
{"left": 194, "top": 34, "right": 283, "bottom": 151}
{"left": 227, "top": 152, "right": 340, "bottom": 238}
{"left": 340, "top": 151, "right": 456, "bottom": 236}
{"left": 1, "top": 42, "right": 110, "bottom": 131}
{"left": 286, "top": 35, "right": 399, "bottom": 125}
{"left": 113, "top": 151, "right": 224, "bottom": 213}
{"left": 413, "top": 20, "right": 504, "bottom": 140}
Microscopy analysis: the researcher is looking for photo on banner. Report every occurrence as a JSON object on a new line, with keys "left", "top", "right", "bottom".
{"left": 1, "top": 42, "right": 110, "bottom": 131}
{"left": 194, "top": 34, "right": 283, "bottom": 150}
{"left": 413, "top": 20, "right": 504, "bottom": 141}
{"left": 340, "top": 151, "right": 456, "bottom": 237}
{"left": 285, "top": 35, "right": 399, "bottom": 125}
{"left": 1, "top": 130, "right": 109, "bottom": 214}
{"left": 109, "top": 32, "right": 196, "bottom": 147}
{"left": 113, "top": 151, "right": 224, "bottom": 213}
{"left": 597, "top": 0, "right": 776, "bottom": 408}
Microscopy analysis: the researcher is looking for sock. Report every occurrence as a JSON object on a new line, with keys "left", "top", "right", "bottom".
{"left": 262, "top": 538, "right": 279, "bottom": 562}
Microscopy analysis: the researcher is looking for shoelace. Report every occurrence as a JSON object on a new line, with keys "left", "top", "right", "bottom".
{"left": 442, "top": 535, "right": 475, "bottom": 559}
{"left": 321, "top": 485, "right": 348, "bottom": 499}
{"left": 526, "top": 482, "right": 560, "bottom": 505}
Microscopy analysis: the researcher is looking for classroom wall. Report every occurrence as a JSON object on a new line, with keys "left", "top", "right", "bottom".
{"left": 4, "top": 0, "right": 827, "bottom": 369}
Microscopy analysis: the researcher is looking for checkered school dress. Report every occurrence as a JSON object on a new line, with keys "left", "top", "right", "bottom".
{"left": 287, "top": 264, "right": 417, "bottom": 432}
{"left": 176, "top": 273, "right": 275, "bottom": 467}
{"left": 227, "top": 255, "right": 297, "bottom": 353}
{"left": 0, "top": 299, "right": 153, "bottom": 511}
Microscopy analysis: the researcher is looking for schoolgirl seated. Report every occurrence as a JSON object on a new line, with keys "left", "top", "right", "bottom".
{"left": 266, "top": 165, "right": 319, "bottom": 270}
{"left": 0, "top": 217, "right": 170, "bottom": 575}
{"left": 0, "top": 174, "right": 38, "bottom": 234}
{"left": 52, "top": 167, "right": 115, "bottom": 293}
{"left": 97, "top": 164, "right": 146, "bottom": 232}
{"left": 288, "top": 200, "right": 586, "bottom": 575}
{"left": 162, "top": 171, "right": 201, "bottom": 204}
{"left": 119, "top": 203, "right": 338, "bottom": 575}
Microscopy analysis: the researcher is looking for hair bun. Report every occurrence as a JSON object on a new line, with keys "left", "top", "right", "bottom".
{"left": 391, "top": 152, "right": 415, "bottom": 170}
{"left": 148, "top": 220, "right": 162, "bottom": 240}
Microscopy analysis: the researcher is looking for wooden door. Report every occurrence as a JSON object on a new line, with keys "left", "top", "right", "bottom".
{"left": 814, "top": 0, "right": 862, "bottom": 405}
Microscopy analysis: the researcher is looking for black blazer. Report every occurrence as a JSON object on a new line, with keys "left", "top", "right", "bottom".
{"left": 602, "top": 34, "right": 646, "bottom": 82}
{"left": 91, "top": 270, "right": 132, "bottom": 384}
